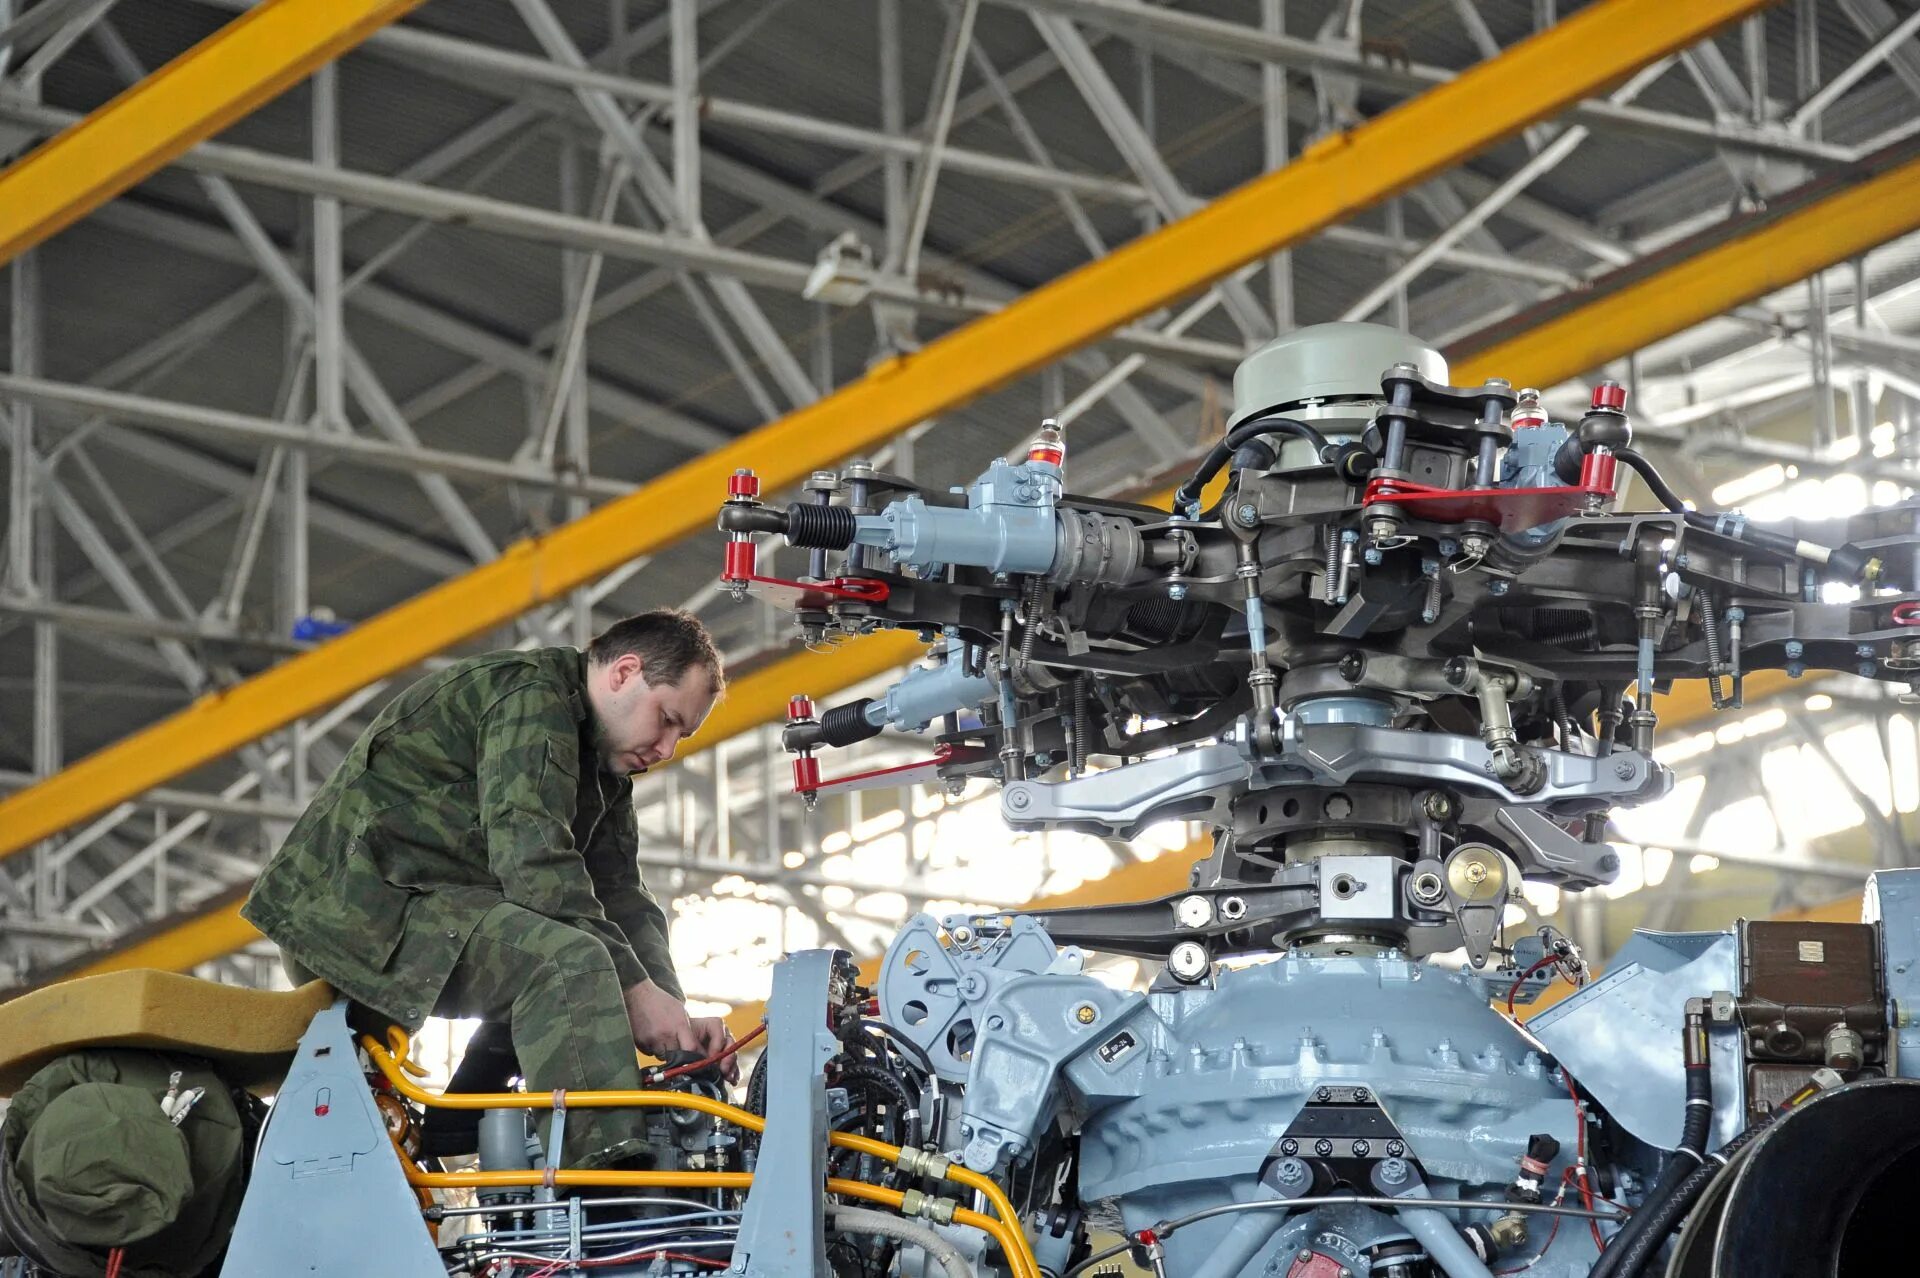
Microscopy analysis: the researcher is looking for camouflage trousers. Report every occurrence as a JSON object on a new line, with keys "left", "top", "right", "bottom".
{"left": 289, "top": 902, "right": 646, "bottom": 1169}
{"left": 437, "top": 903, "right": 648, "bottom": 1169}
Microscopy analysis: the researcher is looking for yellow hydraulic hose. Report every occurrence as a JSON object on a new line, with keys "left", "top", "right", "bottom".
{"left": 363, "top": 1031, "right": 1040, "bottom": 1278}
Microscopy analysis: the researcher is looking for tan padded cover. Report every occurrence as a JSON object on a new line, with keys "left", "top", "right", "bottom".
{"left": 0, "top": 970, "right": 335, "bottom": 1097}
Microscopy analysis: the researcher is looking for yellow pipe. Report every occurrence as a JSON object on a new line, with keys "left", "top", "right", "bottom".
{"left": 399, "top": 1165, "right": 1023, "bottom": 1274}
{"left": 364, "top": 1032, "right": 1041, "bottom": 1278}
{"left": 0, "top": 0, "right": 1771, "bottom": 861}
{"left": 0, "top": 0, "right": 428, "bottom": 265}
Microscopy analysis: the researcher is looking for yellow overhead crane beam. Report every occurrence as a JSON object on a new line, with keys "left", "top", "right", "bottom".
{"left": 0, "top": 0, "right": 430, "bottom": 265}
{"left": 0, "top": 0, "right": 1774, "bottom": 862}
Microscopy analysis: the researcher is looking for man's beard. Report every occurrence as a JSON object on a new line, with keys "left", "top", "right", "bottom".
{"left": 586, "top": 719, "right": 633, "bottom": 775}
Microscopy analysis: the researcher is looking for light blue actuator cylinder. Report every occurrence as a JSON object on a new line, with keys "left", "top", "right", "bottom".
{"left": 864, "top": 639, "right": 993, "bottom": 732}
{"left": 852, "top": 457, "right": 1061, "bottom": 576}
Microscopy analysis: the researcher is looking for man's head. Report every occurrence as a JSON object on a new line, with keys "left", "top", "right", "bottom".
{"left": 584, "top": 611, "right": 724, "bottom": 775}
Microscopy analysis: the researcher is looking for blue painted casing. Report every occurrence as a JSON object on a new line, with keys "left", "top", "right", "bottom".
{"left": 854, "top": 457, "right": 1062, "bottom": 576}
{"left": 1866, "top": 869, "right": 1920, "bottom": 1078}
{"left": 1526, "top": 930, "right": 1746, "bottom": 1151}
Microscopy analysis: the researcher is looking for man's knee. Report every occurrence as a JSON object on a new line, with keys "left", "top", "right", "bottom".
{"left": 468, "top": 904, "right": 617, "bottom": 985}
{"left": 542, "top": 925, "right": 616, "bottom": 983}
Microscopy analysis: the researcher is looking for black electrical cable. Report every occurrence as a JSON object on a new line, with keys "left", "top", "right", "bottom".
{"left": 1174, "top": 415, "right": 1333, "bottom": 512}
{"left": 1607, "top": 1083, "right": 1824, "bottom": 1278}
{"left": 1588, "top": 1007, "right": 1713, "bottom": 1278}
{"left": 1612, "top": 448, "right": 1688, "bottom": 515}
{"left": 1614, "top": 447, "right": 1875, "bottom": 584}
{"left": 857, "top": 1019, "right": 937, "bottom": 1081}
{"left": 840, "top": 1062, "right": 925, "bottom": 1152}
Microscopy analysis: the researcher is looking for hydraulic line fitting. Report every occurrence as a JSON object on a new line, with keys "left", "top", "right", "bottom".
{"left": 894, "top": 1147, "right": 954, "bottom": 1179}
{"left": 899, "top": 1189, "right": 959, "bottom": 1225}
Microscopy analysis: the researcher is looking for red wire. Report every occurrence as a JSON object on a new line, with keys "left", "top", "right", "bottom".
{"left": 1502, "top": 966, "right": 1611, "bottom": 1250}
{"left": 1506, "top": 955, "right": 1560, "bottom": 1018}
{"left": 1491, "top": 1169, "right": 1574, "bottom": 1275}
{"left": 1892, "top": 601, "right": 1920, "bottom": 626}
{"left": 104, "top": 1250, "right": 124, "bottom": 1278}
{"left": 650, "top": 1021, "right": 766, "bottom": 1082}
{"left": 577, "top": 1252, "right": 729, "bottom": 1271}
{"left": 1560, "top": 1068, "right": 1611, "bottom": 1251}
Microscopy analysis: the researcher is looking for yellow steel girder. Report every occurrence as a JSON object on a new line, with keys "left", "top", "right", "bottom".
{"left": 0, "top": 0, "right": 430, "bottom": 265}
{"left": 0, "top": 0, "right": 1773, "bottom": 861}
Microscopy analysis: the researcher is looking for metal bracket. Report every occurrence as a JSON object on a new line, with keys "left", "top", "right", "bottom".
{"left": 730, "top": 949, "right": 843, "bottom": 1278}
{"left": 220, "top": 1002, "right": 444, "bottom": 1277}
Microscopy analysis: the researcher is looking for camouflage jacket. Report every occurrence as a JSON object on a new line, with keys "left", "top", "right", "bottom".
{"left": 242, "top": 647, "right": 681, "bottom": 1029}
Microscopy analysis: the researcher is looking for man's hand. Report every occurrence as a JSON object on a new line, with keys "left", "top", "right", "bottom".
{"left": 689, "top": 1016, "right": 741, "bottom": 1084}
{"left": 624, "top": 979, "right": 698, "bottom": 1059}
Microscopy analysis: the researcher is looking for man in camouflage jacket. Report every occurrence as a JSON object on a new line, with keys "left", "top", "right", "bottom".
{"left": 244, "top": 610, "right": 728, "bottom": 1168}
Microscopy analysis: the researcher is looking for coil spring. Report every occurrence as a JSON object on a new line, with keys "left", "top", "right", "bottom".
{"left": 1018, "top": 576, "right": 1046, "bottom": 669}
{"left": 1322, "top": 525, "right": 1341, "bottom": 604}
{"left": 1525, "top": 608, "right": 1597, "bottom": 647}
{"left": 1071, "top": 674, "right": 1090, "bottom": 775}
{"left": 1697, "top": 590, "right": 1727, "bottom": 705}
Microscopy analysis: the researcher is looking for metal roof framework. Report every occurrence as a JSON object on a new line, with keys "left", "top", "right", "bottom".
{"left": 2, "top": 0, "right": 1920, "bottom": 999}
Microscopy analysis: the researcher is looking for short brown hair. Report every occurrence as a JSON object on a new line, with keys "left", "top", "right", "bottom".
{"left": 588, "top": 609, "right": 724, "bottom": 692}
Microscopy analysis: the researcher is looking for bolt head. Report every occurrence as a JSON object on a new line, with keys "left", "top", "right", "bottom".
{"left": 1386, "top": 1139, "right": 1406, "bottom": 1158}
{"left": 1858, "top": 644, "right": 1876, "bottom": 658}
{"left": 1280, "top": 1138, "right": 1300, "bottom": 1157}
{"left": 1350, "top": 1139, "right": 1372, "bottom": 1157}
{"left": 1785, "top": 640, "right": 1805, "bottom": 658}
{"left": 1363, "top": 547, "right": 1384, "bottom": 565}
{"left": 1614, "top": 759, "right": 1636, "bottom": 780}
{"left": 1168, "top": 583, "right": 1188, "bottom": 601}
{"left": 1423, "top": 792, "right": 1453, "bottom": 821}
{"left": 1167, "top": 941, "right": 1209, "bottom": 982}
{"left": 1236, "top": 502, "right": 1260, "bottom": 526}
{"left": 1314, "top": 1138, "right": 1335, "bottom": 1157}
{"left": 1351, "top": 1088, "right": 1369, "bottom": 1103}
{"left": 1075, "top": 1004, "right": 1097, "bottom": 1025}
{"left": 1488, "top": 579, "right": 1510, "bottom": 596}
{"left": 1861, "top": 661, "right": 1879, "bottom": 677}
{"left": 1314, "top": 1086, "right": 1332, "bottom": 1102}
